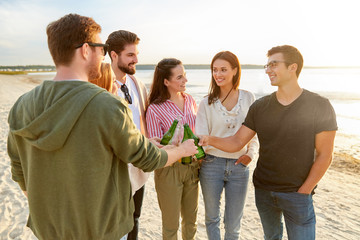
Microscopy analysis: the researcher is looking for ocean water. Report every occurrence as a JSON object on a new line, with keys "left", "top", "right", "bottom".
{"left": 135, "top": 68, "right": 360, "bottom": 138}
{"left": 29, "top": 68, "right": 360, "bottom": 137}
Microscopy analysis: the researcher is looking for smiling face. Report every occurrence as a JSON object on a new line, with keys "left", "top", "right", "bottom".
{"left": 265, "top": 52, "right": 294, "bottom": 86}
{"left": 115, "top": 44, "right": 139, "bottom": 75}
{"left": 212, "top": 59, "right": 237, "bottom": 88}
{"left": 164, "top": 64, "right": 187, "bottom": 95}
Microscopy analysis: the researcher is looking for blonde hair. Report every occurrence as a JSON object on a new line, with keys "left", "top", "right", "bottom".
{"left": 90, "top": 62, "right": 115, "bottom": 93}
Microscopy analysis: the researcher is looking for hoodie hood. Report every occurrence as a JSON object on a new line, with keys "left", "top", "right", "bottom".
{"left": 8, "top": 81, "right": 105, "bottom": 151}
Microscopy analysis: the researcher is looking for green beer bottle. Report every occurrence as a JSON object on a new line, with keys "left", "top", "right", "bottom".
{"left": 160, "top": 119, "right": 179, "bottom": 145}
{"left": 181, "top": 124, "right": 193, "bottom": 165}
{"left": 181, "top": 123, "right": 206, "bottom": 164}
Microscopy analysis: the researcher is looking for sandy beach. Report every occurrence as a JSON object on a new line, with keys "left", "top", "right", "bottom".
{"left": 1, "top": 74, "right": 359, "bottom": 240}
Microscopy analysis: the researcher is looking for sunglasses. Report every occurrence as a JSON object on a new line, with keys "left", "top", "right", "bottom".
{"left": 120, "top": 84, "right": 132, "bottom": 104}
{"left": 75, "top": 42, "right": 109, "bottom": 56}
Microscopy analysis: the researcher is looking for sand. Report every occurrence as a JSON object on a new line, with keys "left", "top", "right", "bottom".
{"left": 0, "top": 74, "right": 359, "bottom": 240}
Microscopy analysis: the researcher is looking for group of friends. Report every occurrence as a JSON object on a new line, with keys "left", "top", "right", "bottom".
{"left": 7, "top": 13, "right": 337, "bottom": 240}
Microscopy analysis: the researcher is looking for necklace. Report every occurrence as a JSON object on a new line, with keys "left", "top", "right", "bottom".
{"left": 221, "top": 88, "right": 233, "bottom": 104}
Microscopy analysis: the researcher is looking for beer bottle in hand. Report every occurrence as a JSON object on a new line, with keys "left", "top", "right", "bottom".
{"left": 160, "top": 119, "right": 179, "bottom": 145}
{"left": 181, "top": 123, "right": 206, "bottom": 164}
{"left": 181, "top": 124, "right": 193, "bottom": 164}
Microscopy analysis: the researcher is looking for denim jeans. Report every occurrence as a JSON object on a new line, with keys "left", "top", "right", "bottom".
{"left": 120, "top": 234, "right": 128, "bottom": 240}
{"left": 199, "top": 154, "right": 249, "bottom": 240}
{"left": 255, "top": 188, "right": 316, "bottom": 240}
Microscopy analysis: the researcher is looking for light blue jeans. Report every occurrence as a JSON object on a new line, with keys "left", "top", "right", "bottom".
{"left": 255, "top": 188, "right": 316, "bottom": 240}
{"left": 199, "top": 154, "right": 249, "bottom": 240}
{"left": 120, "top": 233, "right": 128, "bottom": 240}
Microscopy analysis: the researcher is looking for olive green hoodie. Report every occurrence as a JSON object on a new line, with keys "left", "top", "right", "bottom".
{"left": 7, "top": 80, "right": 167, "bottom": 240}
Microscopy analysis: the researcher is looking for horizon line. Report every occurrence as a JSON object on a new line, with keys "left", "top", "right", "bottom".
{"left": 1, "top": 64, "right": 360, "bottom": 69}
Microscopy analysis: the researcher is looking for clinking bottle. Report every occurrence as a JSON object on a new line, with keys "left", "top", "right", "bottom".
{"left": 160, "top": 119, "right": 179, "bottom": 145}
{"left": 181, "top": 123, "right": 206, "bottom": 164}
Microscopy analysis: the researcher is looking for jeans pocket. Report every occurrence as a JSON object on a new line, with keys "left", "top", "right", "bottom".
{"left": 294, "top": 191, "right": 311, "bottom": 197}
{"left": 238, "top": 162, "right": 248, "bottom": 168}
{"left": 289, "top": 192, "right": 313, "bottom": 206}
{"left": 202, "top": 154, "right": 215, "bottom": 163}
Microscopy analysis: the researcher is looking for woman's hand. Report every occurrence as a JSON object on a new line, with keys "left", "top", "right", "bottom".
{"left": 198, "top": 135, "right": 210, "bottom": 146}
{"left": 179, "top": 139, "right": 198, "bottom": 157}
{"left": 235, "top": 154, "right": 251, "bottom": 166}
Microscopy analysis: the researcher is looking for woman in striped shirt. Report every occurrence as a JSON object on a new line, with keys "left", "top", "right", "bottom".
{"left": 146, "top": 58, "right": 199, "bottom": 240}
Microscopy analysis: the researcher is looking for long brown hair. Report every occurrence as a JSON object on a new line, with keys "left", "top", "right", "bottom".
{"left": 208, "top": 51, "right": 241, "bottom": 105}
{"left": 148, "top": 58, "right": 182, "bottom": 106}
{"left": 90, "top": 62, "right": 114, "bottom": 93}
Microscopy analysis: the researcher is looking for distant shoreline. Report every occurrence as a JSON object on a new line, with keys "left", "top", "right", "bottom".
{"left": 1, "top": 64, "right": 360, "bottom": 73}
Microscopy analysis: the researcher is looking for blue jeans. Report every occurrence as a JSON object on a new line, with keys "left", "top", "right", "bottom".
{"left": 255, "top": 188, "right": 316, "bottom": 240}
{"left": 200, "top": 154, "right": 249, "bottom": 240}
{"left": 120, "top": 234, "right": 128, "bottom": 240}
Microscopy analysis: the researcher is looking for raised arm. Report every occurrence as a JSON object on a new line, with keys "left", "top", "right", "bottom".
{"left": 199, "top": 124, "right": 256, "bottom": 153}
{"left": 297, "top": 130, "right": 336, "bottom": 194}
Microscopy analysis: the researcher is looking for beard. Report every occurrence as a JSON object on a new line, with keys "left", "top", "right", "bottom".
{"left": 88, "top": 60, "right": 101, "bottom": 81}
{"left": 117, "top": 60, "right": 136, "bottom": 75}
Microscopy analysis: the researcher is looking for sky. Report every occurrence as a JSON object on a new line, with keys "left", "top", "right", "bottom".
{"left": 0, "top": 0, "right": 359, "bottom": 67}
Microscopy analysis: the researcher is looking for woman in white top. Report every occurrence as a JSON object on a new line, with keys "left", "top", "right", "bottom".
{"left": 195, "top": 51, "right": 259, "bottom": 240}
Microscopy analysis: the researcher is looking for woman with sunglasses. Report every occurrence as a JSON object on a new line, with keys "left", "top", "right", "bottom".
{"left": 195, "top": 51, "right": 259, "bottom": 240}
{"left": 146, "top": 58, "right": 199, "bottom": 240}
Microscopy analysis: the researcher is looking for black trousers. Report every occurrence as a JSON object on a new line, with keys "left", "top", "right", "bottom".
{"left": 127, "top": 185, "right": 145, "bottom": 240}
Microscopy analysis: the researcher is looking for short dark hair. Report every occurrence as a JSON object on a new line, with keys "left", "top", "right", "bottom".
{"left": 208, "top": 51, "right": 241, "bottom": 105}
{"left": 148, "top": 58, "right": 182, "bottom": 105}
{"left": 267, "top": 45, "right": 304, "bottom": 77}
{"left": 106, "top": 30, "right": 140, "bottom": 61}
{"left": 46, "top": 13, "right": 101, "bottom": 66}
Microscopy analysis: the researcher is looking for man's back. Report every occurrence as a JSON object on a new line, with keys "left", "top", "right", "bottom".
{"left": 8, "top": 80, "right": 167, "bottom": 240}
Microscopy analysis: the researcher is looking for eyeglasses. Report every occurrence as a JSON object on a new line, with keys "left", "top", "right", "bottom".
{"left": 75, "top": 42, "right": 109, "bottom": 56}
{"left": 263, "top": 60, "right": 289, "bottom": 70}
{"left": 120, "top": 84, "right": 132, "bottom": 104}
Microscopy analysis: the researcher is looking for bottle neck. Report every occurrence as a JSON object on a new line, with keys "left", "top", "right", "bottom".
{"left": 184, "top": 124, "right": 195, "bottom": 138}
{"left": 168, "top": 120, "right": 179, "bottom": 133}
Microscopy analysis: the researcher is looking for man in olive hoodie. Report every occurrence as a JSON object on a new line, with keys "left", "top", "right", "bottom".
{"left": 7, "top": 14, "right": 197, "bottom": 240}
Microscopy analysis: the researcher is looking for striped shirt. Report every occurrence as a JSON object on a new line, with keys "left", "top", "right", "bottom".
{"left": 146, "top": 93, "right": 197, "bottom": 139}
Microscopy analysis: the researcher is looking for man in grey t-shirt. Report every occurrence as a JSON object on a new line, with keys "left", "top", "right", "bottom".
{"left": 199, "top": 45, "right": 337, "bottom": 240}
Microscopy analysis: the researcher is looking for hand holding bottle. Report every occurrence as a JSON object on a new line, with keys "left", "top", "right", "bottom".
{"left": 181, "top": 124, "right": 206, "bottom": 164}
{"left": 198, "top": 135, "right": 210, "bottom": 147}
{"left": 163, "top": 139, "right": 198, "bottom": 167}
{"left": 149, "top": 137, "right": 162, "bottom": 148}
{"left": 160, "top": 118, "right": 180, "bottom": 146}
{"left": 179, "top": 139, "right": 198, "bottom": 158}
